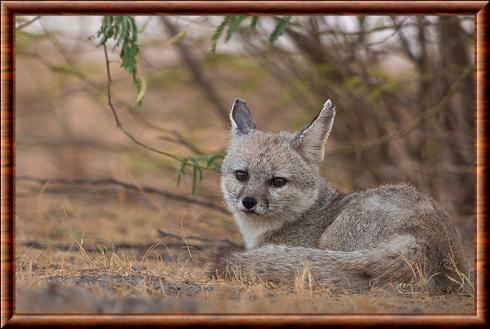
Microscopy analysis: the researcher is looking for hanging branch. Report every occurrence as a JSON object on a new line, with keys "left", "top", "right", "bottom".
{"left": 94, "top": 15, "right": 224, "bottom": 195}
{"left": 96, "top": 16, "right": 146, "bottom": 108}
{"left": 103, "top": 45, "right": 185, "bottom": 164}
{"left": 102, "top": 44, "right": 222, "bottom": 195}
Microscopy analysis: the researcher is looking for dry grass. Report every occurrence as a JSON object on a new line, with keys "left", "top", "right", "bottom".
{"left": 16, "top": 222, "right": 475, "bottom": 314}
{"left": 16, "top": 245, "right": 475, "bottom": 314}
{"left": 391, "top": 250, "right": 473, "bottom": 297}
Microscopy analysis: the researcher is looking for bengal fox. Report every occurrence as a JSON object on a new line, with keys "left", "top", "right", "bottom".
{"left": 212, "top": 98, "right": 469, "bottom": 292}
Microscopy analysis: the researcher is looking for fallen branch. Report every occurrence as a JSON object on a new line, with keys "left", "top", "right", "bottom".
{"left": 17, "top": 175, "right": 229, "bottom": 215}
{"left": 18, "top": 240, "right": 225, "bottom": 254}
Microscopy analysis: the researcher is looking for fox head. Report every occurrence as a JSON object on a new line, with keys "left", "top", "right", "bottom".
{"left": 221, "top": 98, "right": 336, "bottom": 226}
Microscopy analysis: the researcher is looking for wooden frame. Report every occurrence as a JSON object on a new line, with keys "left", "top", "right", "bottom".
{"left": 1, "top": 1, "right": 487, "bottom": 327}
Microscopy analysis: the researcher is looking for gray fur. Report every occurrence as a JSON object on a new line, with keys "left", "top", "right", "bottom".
{"left": 215, "top": 98, "right": 469, "bottom": 293}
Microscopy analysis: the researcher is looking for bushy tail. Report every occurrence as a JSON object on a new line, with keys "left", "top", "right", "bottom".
{"left": 210, "top": 235, "right": 467, "bottom": 293}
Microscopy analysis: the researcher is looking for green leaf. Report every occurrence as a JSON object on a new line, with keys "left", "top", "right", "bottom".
{"left": 188, "top": 158, "right": 204, "bottom": 195}
{"left": 176, "top": 159, "right": 187, "bottom": 186}
{"left": 96, "top": 16, "right": 143, "bottom": 107}
{"left": 206, "top": 154, "right": 222, "bottom": 168}
{"left": 250, "top": 17, "right": 259, "bottom": 30}
{"left": 225, "top": 16, "right": 247, "bottom": 42}
{"left": 269, "top": 16, "right": 291, "bottom": 43}
{"left": 135, "top": 77, "right": 147, "bottom": 109}
{"left": 48, "top": 63, "right": 79, "bottom": 74}
{"left": 191, "top": 164, "right": 202, "bottom": 196}
{"left": 211, "top": 17, "right": 230, "bottom": 53}
{"left": 191, "top": 167, "right": 198, "bottom": 195}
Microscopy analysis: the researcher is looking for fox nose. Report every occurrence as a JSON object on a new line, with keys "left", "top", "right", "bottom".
{"left": 242, "top": 196, "right": 257, "bottom": 210}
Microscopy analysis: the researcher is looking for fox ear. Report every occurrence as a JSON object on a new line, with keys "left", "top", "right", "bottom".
{"left": 292, "top": 99, "right": 336, "bottom": 165}
{"left": 230, "top": 98, "right": 257, "bottom": 136}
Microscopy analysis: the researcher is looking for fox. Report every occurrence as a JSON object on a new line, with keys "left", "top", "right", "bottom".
{"left": 210, "top": 97, "right": 470, "bottom": 293}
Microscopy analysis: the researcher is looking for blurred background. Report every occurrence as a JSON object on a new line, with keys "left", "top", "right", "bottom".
{"left": 15, "top": 16, "right": 475, "bottom": 294}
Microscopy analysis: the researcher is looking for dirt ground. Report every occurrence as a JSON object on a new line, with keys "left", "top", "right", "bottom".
{"left": 14, "top": 36, "right": 475, "bottom": 314}
{"left": 16, "top": 246, "right": 475, "bottom": 314}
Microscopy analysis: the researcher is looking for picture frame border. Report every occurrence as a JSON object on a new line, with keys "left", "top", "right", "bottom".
{"left": 1, "top": 1, "right": 487, "bottom": 327}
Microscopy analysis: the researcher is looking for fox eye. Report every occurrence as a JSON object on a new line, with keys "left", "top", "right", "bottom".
{"left": 271, "top": 177, "right": 288, "bottom": 188}
{"left": 235, "top": 170, "right": 249, "bottom": 182}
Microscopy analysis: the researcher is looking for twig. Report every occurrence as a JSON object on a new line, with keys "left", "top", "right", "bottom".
{"left": 102, "top": 45, "right": 217, "bottom": 172}
{"left": 363, "top": 17, "right": 410, "bottom": 47}
{"left": 390, "top": 16, "right": 418, "bottom": 63}
{"left": 16, "top": 16, "right": 41, "bottom": 31}
{"left": 156, "top": 229, "right": 242, "bottom": 249}
{"left": 17, "top": 175, "right": 229, "bottom": 215}
{"left": 318, "top": 21, "right": 423, "bottom": 37}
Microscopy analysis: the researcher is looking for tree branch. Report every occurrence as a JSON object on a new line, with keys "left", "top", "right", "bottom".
{"left": 17, "top": 175, "right": 229, "bottom": 215}
{"left": 16, "top": 16, "right": 41, "bottom": 31}
{"left": 102, "top": 44, "right": 218, "bottom": 172}
{"left": 390, "top": 16, "right": 418, "bottom": 64}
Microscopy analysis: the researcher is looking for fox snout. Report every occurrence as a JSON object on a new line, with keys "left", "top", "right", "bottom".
{"left": 241, "top": 196, "right": 257, "bottom": 210}
{"left": 237, "top": 195, "right": 269, "bottom": 215}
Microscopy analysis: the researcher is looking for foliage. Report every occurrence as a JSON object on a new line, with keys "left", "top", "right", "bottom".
{"left": 176, "top": 154, "right": 224, "bottom": 195}
{"left": 94, "top": 16, "right": 226, "bottom": 196}
{"left": 211, "top": 16, "right": 291, "bottom": 52}
{"left": 95, "top": 16, "right": 147, "bottom": 109}
{"left": 269, "top": 17, "right": 292, "bottom": 43}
